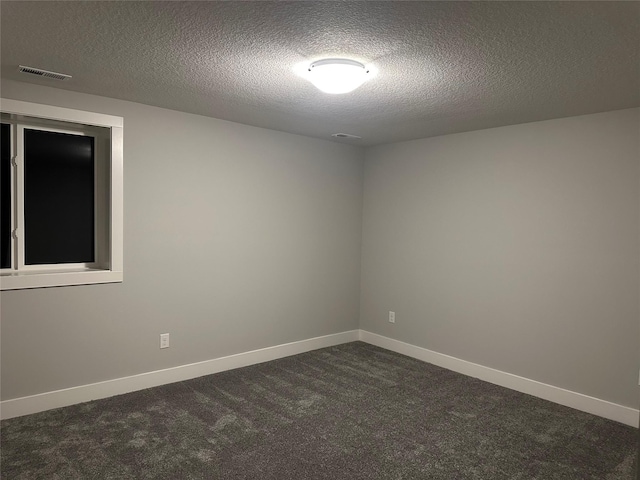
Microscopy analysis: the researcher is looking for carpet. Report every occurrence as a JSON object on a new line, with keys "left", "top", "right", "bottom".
{"left": 1, "top": 341, "right": 637, "bottom": 479}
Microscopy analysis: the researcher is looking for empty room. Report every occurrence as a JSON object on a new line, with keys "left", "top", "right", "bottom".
{"left": 0, "top": 1, "right": 638, "bottom": 479}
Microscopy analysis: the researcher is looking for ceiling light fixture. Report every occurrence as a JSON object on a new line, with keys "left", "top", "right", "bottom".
{"left": 307, "top": 59, "right": 371, "bottom": 94}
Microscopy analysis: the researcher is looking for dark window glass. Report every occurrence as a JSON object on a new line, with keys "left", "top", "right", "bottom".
{"left": 24, "top": 129, "right": 94, "bottom": 265}
{"left": 1, "top": 124, "right": 11, "bottom": 268}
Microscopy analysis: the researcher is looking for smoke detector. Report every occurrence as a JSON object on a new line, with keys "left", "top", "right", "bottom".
{"left": 19, "top": 65, "right": 71, "bottom": 81}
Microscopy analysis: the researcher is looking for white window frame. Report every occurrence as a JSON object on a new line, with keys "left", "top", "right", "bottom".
{"left": 0, "top": 98, "right": 123, "bottom": 290}
{"left": 13, "top": 124, "right": 100, "bottom": 272}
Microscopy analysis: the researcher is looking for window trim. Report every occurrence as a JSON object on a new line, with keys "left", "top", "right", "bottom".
{"left": 0, "top": 98, "right": 123, "bottom": 290}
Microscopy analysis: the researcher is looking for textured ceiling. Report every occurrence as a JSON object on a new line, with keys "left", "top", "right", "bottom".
{"left": 1, "top": 1, "right": 639, "bottom": 146}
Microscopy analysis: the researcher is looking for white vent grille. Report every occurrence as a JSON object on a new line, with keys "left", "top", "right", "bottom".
{"left": 18, "top": 65, "right": 71, "bottom": 81}
{"left": 331, "top": 133, "right": 362, "bottom": 139}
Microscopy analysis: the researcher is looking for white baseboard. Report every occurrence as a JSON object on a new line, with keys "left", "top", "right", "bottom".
{"left": 3, "top": 329, "right": 637, "bottom": 428}
{"left": 0, "top": 330, "right": 359, "bottom": 420}
{"left": 358, "top": 330, "right": 639, "bottom": 428}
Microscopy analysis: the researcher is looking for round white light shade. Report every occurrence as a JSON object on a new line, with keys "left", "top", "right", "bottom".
{"left": 307, "top": 59, "right": 370, "bottom": 94}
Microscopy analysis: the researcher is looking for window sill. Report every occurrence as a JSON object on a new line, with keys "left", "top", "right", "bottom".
{"left": 0, "top": 269, "right": 122, "bottom": 290}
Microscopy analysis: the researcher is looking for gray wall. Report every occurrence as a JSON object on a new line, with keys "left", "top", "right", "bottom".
{"left": 0, "top": 80, "right": 364, "bottom": 400}
{"left": 361, "top": 108, "right": 639, "bottom": 408}
{"left": 2, "top": 79, "right": 638, "bottom": 412}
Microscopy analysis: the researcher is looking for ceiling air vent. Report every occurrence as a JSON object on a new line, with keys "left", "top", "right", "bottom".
{"left": 18, "top": 65, "right": 71, "bottom": 81}
{"left": 331, "top": 133, "right": 361, "bottom": 139}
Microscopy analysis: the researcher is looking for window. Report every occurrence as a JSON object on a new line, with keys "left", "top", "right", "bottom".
{"left": 0, "top": 99, "right": 123, "bottom": 290}
{"left": 23, "top": 128, "right": 95, "bottom": 266}
{"left": 1, "top": 123, "right": 11, "bottom": 269}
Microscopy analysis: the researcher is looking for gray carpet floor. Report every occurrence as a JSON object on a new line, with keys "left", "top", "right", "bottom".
{"left": 1, "top": 342, "right": 637, "bottom": 479}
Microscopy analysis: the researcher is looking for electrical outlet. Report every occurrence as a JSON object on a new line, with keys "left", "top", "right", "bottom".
{"left": 160, "top": 333, "right": 170, "bottom": 349}
{"left": 389, "top": 311, "right": 395, "bottom": 323}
